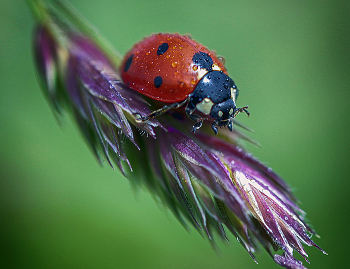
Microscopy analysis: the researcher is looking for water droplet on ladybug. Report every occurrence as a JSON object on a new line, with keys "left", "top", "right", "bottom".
{"left": 172, "top": 62, "right": 178, "bottom": 67}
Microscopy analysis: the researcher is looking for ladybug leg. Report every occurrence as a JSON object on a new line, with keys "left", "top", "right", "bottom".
{"left": 135, "top": 99, "right": 188, "bottom": 122}
{"left": 185, "top": 103, "right": 204, "bottom": 133}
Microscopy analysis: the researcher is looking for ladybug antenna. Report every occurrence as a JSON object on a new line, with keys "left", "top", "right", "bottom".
{"left": 233, "top": 106, "right": 250, "bottom": 118}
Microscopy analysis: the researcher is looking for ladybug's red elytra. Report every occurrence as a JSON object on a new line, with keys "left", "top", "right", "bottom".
{"left": 120, "top": 33, "right": 249, "bottom": 134}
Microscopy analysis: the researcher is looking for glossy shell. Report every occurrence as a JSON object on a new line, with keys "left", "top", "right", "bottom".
{"left": 120, "top": 33, "right": 227, "bottom": 103}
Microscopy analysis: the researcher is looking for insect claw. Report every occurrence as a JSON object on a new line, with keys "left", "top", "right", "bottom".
{"left": 228, "top": 120, "right": 233, "bottom": 132}
{"left": 211, "top": 122, "right": 218, "bottom": 135}
{"left": 191, "top": 121, "right": 203, "bottom": 134}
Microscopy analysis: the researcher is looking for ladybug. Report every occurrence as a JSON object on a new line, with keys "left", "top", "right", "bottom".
{"left": 120, "top": 33, "right": 249, "bottom": 134}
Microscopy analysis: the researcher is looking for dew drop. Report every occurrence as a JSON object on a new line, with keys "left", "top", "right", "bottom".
{"left": 191, "top": 79, "right": 196, "bottom": 85}
{"left": 172, "top": 61, "right": 178, "bottom": 67}
{"left": 192, "top": 65, "right": 198, "bottom": 71}
{"left": 262, "top": 189, "right": 270, "bottom": 195}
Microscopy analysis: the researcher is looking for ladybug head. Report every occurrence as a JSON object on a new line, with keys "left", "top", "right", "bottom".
{"left": 210, "top": 98, "right": 236, "bottom": 121}
{"left": 189, "top": 71, "right": 249, "bottom": 132}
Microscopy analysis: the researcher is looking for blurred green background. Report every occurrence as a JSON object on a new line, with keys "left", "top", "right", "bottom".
{"left": 1, "top": 0, "right": 349, "bottom": 268}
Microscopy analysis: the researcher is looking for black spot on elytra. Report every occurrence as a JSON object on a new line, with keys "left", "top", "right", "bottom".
{"left": 154, "top": 76, "right": 163, "bottom": 88}
{"left": 157, "top": 43, "right": 169, "bottom": 55}
{"left": 124, "top": 54, "right": 133, "bottom": 72}
{"left": 192, "top": 52, "right": 213, "bottom": 71}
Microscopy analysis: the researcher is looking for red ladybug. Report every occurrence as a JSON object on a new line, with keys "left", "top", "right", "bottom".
{"left": 120, "top": 33, "right": 249, "bottom": 134}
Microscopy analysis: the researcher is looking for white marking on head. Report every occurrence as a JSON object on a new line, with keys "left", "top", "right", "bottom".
{"left": 231, "top": 87, "right": 237, "bottom": 102}
{"left": 196, "top": 97, "right": 214, "bottom": 115}
{"left": 196, "top": 67, "right": 208, "bottom": 80}
{"left": 218, "top": 111, "right": 223, "bottom": 117}
{"left": 202, "top": 76, "right": 210, "bottom": 84}
{"left": 212, "top": 64, "right": 221, "bottom": 71}
{"left": 229, "top": 108, "right": 234, "bottom": 115}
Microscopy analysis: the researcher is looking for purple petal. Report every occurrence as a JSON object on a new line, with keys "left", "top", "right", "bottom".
{"left": 167, "top": 128, "right": 228, "bottom": 199}
{"left": 34, "top": 26, "right": 61, "bottom": 113}
{"left": 274, "top": 253, "right": 308, "bottom": 269}
{"left": 196, "top": 133, "right": 299, "bottom": 209}
{"left": 66, "top": 56, "right": 89, "bottom": 119}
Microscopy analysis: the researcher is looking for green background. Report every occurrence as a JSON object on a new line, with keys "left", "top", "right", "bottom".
{"left": 1, "top": 0, "right": 349, "bottom": 268}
